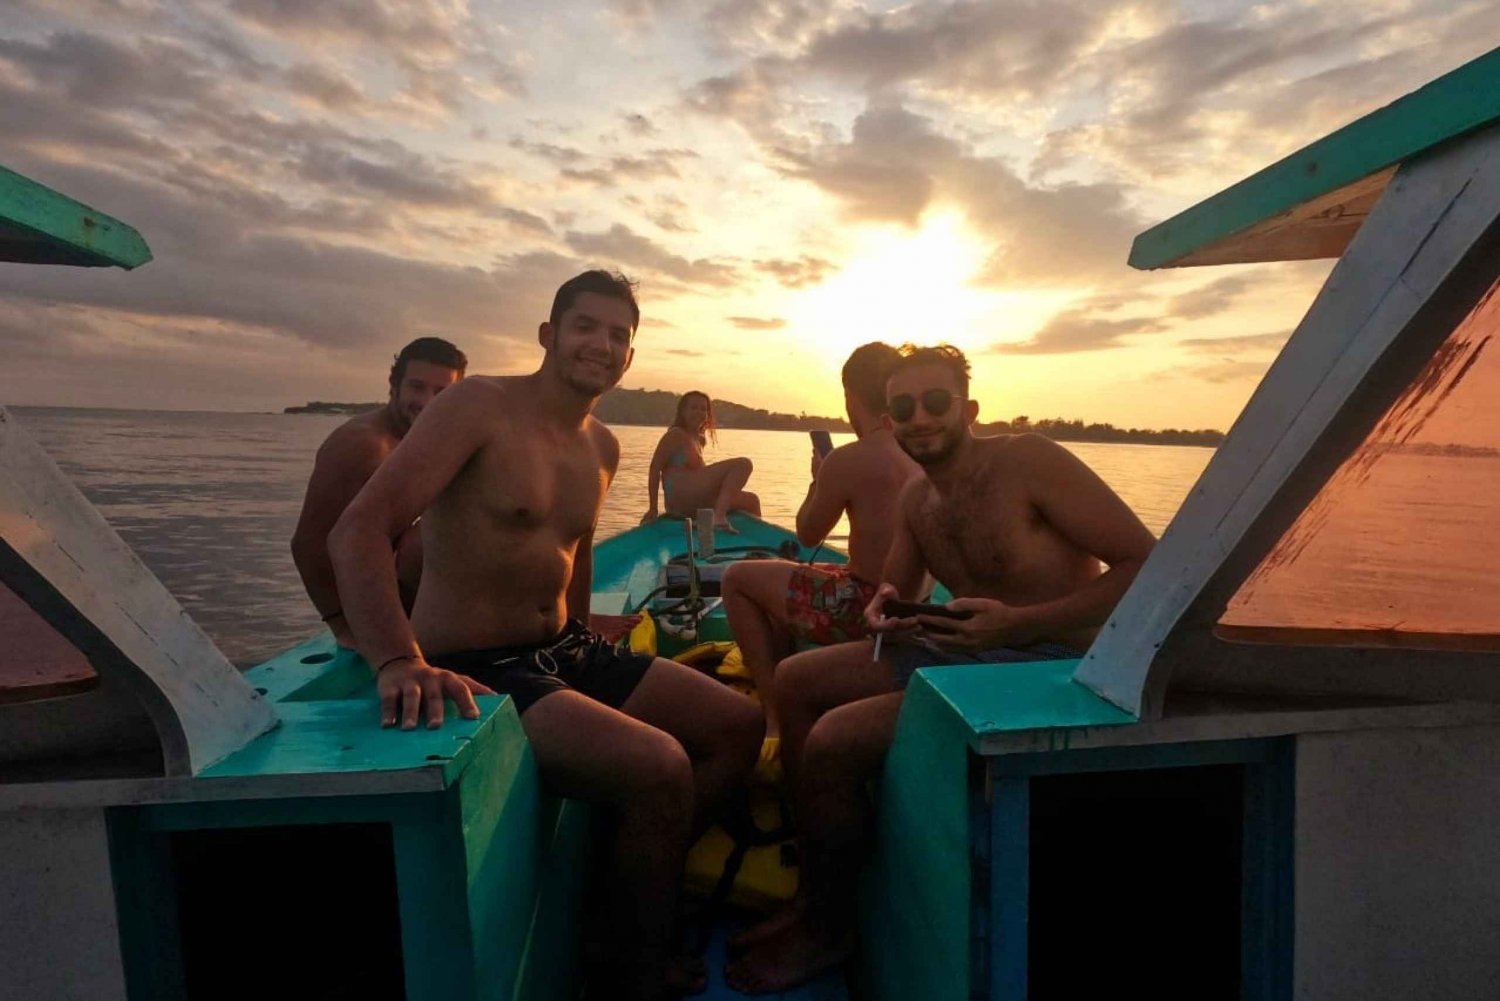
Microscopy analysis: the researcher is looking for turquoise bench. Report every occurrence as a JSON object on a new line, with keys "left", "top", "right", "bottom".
{"left": 106, "top": 635, "right": 596, "bottom": 1001}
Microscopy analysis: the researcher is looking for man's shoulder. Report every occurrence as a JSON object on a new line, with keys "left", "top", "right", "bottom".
{"left": 585, "top": 414, "right": 620, "bottom": 450}
{"left": 320, "top": 412, "right": 395, "bottom": 460}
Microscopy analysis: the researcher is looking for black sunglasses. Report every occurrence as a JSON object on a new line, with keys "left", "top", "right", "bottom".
{"left": 889, "top": 388, "right": 957, "bottom": 423}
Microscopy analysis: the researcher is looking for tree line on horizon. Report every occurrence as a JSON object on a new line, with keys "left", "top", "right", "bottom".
{"left": 286, "top": 387, "right": 1225, "bottom": 447}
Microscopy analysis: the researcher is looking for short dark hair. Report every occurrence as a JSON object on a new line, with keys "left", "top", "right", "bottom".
{"left": 389, "top": 337, "right": 467, "bottom": 393}
{"left": 841, "top": 342, "right": 902, "bottom": 415}
{"left": 890, "top": 343, "right": 971, "bottom": 396}
{"left": 550, "top": 269, "right": 640, "bottom": 332}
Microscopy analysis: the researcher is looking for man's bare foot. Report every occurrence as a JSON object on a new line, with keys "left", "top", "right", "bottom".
{"left": 723, "top": 916, "right": 853, "bottom": 994}
{"left": 727, "top": 898, "right": 804, "bottom": 954}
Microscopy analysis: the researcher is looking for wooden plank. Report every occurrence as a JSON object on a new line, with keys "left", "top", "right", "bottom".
{"left": 0, "top": 582, "right": 98, "bottom": 703}
{"left": 0, "top": 406, "right": 276, "bottom": 773}
{"left": 1, "top": 808, "right": 130, "bottom": 1000}
{"left": 1130, "top": 47, "right": 1500, "bottom": 268}
{"left": 198, "top": 698, "right": 504, "bottom": 784}
{"left": 861, "top": 671, "right": 977, "bottom": 1001}
{"left": 1079, "top": 124, "right": 1500, "bottom": 716}
{"left": 1168, "top": 167, "right": 1394, "bottom": 267}
{"left": 0, "top": 165, "right": 152, "bottom": 268}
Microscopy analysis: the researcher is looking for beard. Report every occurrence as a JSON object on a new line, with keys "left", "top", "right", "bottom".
{"left": 897, "top": 423, "right": 964, "bottom": 467}
{"left": 559, "top": 356, "right": 622, "bottom": 396}
{"left": 387, "top": 399, "right": 416, "bottom": 435}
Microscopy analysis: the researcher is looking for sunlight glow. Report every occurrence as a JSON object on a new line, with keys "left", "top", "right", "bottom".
{"left": 784, "top": 212, "right": 1075, "bottom": 368}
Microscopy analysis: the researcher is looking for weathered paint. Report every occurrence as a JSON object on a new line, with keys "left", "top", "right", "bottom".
{"left": 0, "top": 164, "right": 152, "bottom": 268}
{"left": 1130, "top": 47, "right": 1500, "bottom": 269}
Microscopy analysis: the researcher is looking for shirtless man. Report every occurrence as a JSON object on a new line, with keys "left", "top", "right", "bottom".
{"left": 291, "top": 337, "right": 466, "bottom": 647}
{"left": 726, "top": 343, "right": 1156, "bottom": 993}
{"left": 720, "top": 342, "right": 920, "bottom": 736}
{"left": 328, "top": 271, "right": 763, "bottom": 1001}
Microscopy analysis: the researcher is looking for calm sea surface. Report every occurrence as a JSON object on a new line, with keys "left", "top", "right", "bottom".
{"left": 12, "top": 408, "right": 1212, "bottom": 665}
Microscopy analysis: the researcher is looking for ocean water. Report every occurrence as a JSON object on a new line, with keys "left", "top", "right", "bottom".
{"left": 12, "top": 408, "right": 1211, "bottom": 665}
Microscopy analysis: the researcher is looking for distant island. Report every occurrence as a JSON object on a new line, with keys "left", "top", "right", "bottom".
{"left": 286, "top": 388, "right": 1225, "bottom": 447}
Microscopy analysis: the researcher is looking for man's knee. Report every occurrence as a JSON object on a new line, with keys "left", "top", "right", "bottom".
{"left": 732, "top": 456, "right": 753, "bottom": 475}
{"left": 721, "top": 692, "right": 766, "bottom": 752}
{"left": 620, "top": 730, "right": 695, "bottom": 805}
{"left": 722, "top": 561, "right": 785, "bottom": 609}
{"left": 802, "top": 716, "right": 871, "bottom": 786}
{"left": 772, "top": 648, "right": 829, "bottom": 710}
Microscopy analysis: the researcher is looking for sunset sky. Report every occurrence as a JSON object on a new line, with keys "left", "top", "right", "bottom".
{"left": 1, "top": 1, "right": 1495, "bottom": 429}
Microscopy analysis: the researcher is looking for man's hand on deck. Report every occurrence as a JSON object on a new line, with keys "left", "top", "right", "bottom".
{"left": 919, "top": 597, "right": 1038, "bottom": 651}
{"left": 377, "top": 657, "right": 496, "bottom": 730}
{"left": 590, "top": 612, "right": 643, "bottom": 644}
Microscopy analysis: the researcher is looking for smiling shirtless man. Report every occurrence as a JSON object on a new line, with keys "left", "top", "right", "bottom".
{"left": 330, "top": 270, "right": 763, "bottom": 1001}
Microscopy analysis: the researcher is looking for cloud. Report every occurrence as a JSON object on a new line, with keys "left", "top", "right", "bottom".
{"left": 1169, "top": 359, "right": 1273, "bottom": 384}
{"left": 767, "top": 101, "right": 1143, "bottom": 285}
{"left": 284, "top": 61, "right": 371, "bottom": 112}
{"left": 1178, "top": 331, "right": 1290, "bottom": 354}
{"left": 753, "top": 255, "right": 836, "bottom": 289}
{"left": 623, "top": 112, "right": 659, "bottom": 136}
{"left": 1166, "top": 274, "right": 1257, "bottom": 320}
{"left": 727, "top": 316, "right": 786, "bottom": 330}
{"left": 564, "top": 224, "right": 739, "bottom": 288}
{"left": 989, "top": 311, "right": 1166, "bottom": 354}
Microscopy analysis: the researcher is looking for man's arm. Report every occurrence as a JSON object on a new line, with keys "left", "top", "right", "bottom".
{"left": 328, "top": 381, "right": 496, "bottom": 729}
{"left": 944, "top": 435, "right": 1156, "bottom": 646}
{"left": 794, "top": 446, "right": 851, "bottom": 548}
{"left": 290, "top": 426, "right": 386, "bottom": 646}
{"left": 865, "top": 481, "right": 932, "bottom": 630}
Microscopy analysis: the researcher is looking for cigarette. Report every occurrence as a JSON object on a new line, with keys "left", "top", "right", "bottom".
{"left": 872, "top": 632, "right": 883, "bottom": 662}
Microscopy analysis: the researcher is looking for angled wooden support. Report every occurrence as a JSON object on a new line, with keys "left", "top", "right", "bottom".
{"left": 0, "top": 407, "right": 276, "bottom": 776}
{"left": 1080, "top": 123, "right": 1500, "bottom": 717}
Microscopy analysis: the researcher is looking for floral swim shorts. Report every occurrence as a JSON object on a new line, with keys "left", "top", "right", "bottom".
{"left": 784, "top": 563, "right": 878, "bottom": 646}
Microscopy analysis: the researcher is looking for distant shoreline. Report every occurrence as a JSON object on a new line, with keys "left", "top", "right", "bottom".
{"left": 279, "top": 391, "right": 1226, "bottom": 448}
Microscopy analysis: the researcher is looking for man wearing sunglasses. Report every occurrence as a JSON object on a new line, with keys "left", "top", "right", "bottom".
{"left": 726, "top": 343, "right": 1155, "bottom": 994}
{"left": 720, "top": 341, "right": 922, "bottom": 739}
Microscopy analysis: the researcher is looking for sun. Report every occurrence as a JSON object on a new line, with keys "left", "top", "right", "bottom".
{"left": 785, "top": 213, "right": 1066, "bottom": 366}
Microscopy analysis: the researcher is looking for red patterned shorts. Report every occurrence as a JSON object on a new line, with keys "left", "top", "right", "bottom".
{"left": 784, "top": 563, "right": 878, "bottom": 646}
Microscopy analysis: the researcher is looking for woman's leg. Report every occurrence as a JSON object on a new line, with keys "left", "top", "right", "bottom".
{"left": 664, "top": 458, "right": 754, "bottom": 528}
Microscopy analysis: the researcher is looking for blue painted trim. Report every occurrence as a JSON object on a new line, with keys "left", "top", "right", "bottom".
{"left": 988, "top": 738, "right": 1277, "bottom": 778}
{"left": 989, "top": 774, "right": 1029, "bottom": 1001}
{"left": 1241, "top": 739, "right": 1296, "bottom": 1001}
{"left": 107, "top": 808, "right": 188, "bottom": 1001}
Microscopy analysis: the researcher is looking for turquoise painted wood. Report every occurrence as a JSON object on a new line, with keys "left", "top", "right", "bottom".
{"left": 0, "top": 164, "right": 153, "bottom": 268}
{"left": 865, "top": 659, "right": 1294, "bottom": 1000}
{"left": 861, "top": 667, "right": 982, "bottom": 1001}
{"left": 1130, "top": 46, "right": 1500, "bottom": 269}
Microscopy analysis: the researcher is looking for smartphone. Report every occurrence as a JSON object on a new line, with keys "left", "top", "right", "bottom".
{"left": 881, "top": 599, "right": 974, "bottom": 621}
{"left": 810, "top": 429, "right": 834, "bottom": 458}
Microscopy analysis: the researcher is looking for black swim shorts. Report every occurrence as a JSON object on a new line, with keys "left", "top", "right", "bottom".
{"left": 426, "top": 619, "right": 655, "bottom": 715}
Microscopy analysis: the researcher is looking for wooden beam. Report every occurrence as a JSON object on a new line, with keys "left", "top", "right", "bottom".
{"left": 0, "top": 166, "right": 152, "bottom": 269}
{"left": 1079, "top": 126, "right": 1500, "bottom": 716}
{"left": 1131, "top": 48, "right": 1500, "bottom": 269}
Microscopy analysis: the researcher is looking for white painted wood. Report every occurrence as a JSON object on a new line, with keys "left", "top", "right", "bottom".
{"left": 1077, "top": 123, "right": 1500, "bottom": 717}
{"left": 1295, "top": 724, "right": 1500, "bottom": 1000}
{"left": 0, "top": 807, "right": 128, "bottom": 1000}
{"left": 0, "top": 407, "right": 276, "bottom": 775}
